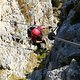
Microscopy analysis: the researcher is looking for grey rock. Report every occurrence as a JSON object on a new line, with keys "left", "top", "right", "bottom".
{"left": 45, "top": 0, "right": 80, "bottom": 80}
{"left": 45, "top": 60, "right": 80, "bottom": 80}
{"left": 47, "top": 0, "right": 80, "bottom": 69}
{"left": 62, "top": 59, "right": 80, "bottom": 80}
{"left": 45, "top": 66, "right": 68, "bottom": 80}
{"left": 30, "top": 69, "right": 42, "bottom": 80}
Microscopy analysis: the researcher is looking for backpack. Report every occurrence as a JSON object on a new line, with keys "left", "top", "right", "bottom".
{"left": 27, "top": 27, "right": 35, "bottom": 37}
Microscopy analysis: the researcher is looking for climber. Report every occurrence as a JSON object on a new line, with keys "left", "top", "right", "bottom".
{"left": 27, "top": 25, "right": 52, "bottom": 50}
{"left": 31, "top": 26, "right": 46, "bottom": 50}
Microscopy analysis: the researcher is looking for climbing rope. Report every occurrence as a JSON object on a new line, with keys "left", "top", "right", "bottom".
{"left": 48, "top": 24, "right": 80, "bottom": 47}
{"left": 53, "top": 36, "right": 80, "bottom": 47}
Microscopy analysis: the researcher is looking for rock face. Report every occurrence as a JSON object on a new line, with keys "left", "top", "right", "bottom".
{"left": 45, "top": 0, "right": 80, "bottom": 80}
{"left": 48, "top": 0, "right": 80, "bottom": 69}
{"left": 45, "top": 59, "right": 80, "bottom": 80}
{"left": 0, "top": 0, "right": 56, "bottom": 80}
{"left": 18, "top": 0, "right": 57, "bottom": 27}
{"left": 0, "top": 0, "right": 30, "bottom": 79}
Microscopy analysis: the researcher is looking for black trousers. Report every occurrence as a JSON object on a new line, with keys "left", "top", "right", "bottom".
{"left": 32, "top": 41, "right": 46, "bottom": 49}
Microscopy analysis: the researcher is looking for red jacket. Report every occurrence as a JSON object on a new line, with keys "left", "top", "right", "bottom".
{"left": 31, "top": 26, "right": 44, "bottom": 41}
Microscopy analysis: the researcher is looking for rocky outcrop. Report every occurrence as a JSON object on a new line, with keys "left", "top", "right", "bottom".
{"left": 45, "top": 59, "right": 80, "bottom": 80}
{"left": 48, "top": 0, "right": 80, "bottom": 69}
{"left": 45, "top": 0, "right": 80, "bottom": 80}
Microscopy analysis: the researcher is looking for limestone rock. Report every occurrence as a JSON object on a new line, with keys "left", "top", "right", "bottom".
{"left": 0, "top": 0, "right": 56, "bottom": 80}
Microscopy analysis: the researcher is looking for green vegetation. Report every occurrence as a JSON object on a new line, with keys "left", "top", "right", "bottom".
{"left": 37, "top": 53, "right": 47, "bottom": 61}
{"left": 8, "top": 74, "right": 26, "bottom": 80}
